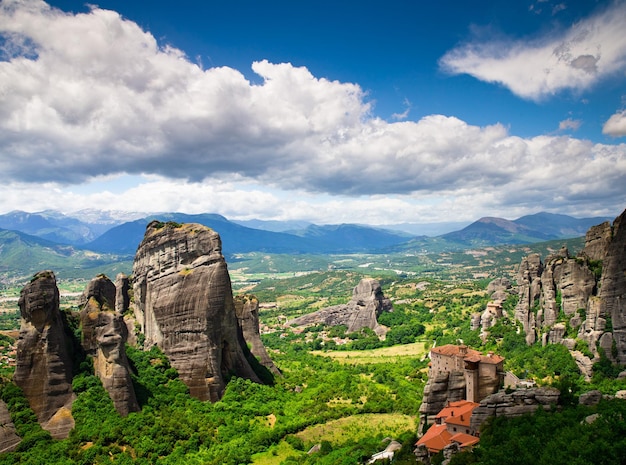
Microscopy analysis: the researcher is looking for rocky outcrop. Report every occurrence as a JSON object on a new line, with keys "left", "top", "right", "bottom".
{"left": 234, "top": 295, "right": 280, "bottom": 375}
{"left": 511, "top": 208, "right": 626, "bottom": 366}
{"left": 418, "top": 371, "right": 466, "bottom": 430}
{"left": 14, "top": 271, "right": 75, "bottom": 439}
{"left": 487, "top": 277, "right": 512, "bottom": 302}
{"left": 470, "top": 387, "right": 560, "bottom": 433}
{"left": 514, "top": 248, "right": 596, "bottom": 347}
{"left": 132, "top": 221, "right": 263, "bottom": 401}
{"left": 286, "top": 278, "right": 392, "bottom": 337}
{"left": 583, "top": 221, "right": 612, "bottom": 261}
{"left": 597, "top": 209, "right": 626, "bottom": 364}
{"left": 514, "top": 253, "right": 542, "bottom": 345}
{"left": 80, "top": 275, "right": 139, "bottom": 416}
{"left": 0, "top": 400, "right": 21, "bottom": 453}
{"left": 115, "top": 273, "right": 131, "bottom": 314}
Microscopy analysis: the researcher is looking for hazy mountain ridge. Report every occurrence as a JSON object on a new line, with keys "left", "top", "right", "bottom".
{"left": 441, "top": 213, "right": 611, "bottom": 247}
{"left": 0, "top": 210, "right": 613, "bottom": 284}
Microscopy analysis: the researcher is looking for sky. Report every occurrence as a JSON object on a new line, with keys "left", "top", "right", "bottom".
{"left": 0, "top": 0, "right": 625, "bottom": 226}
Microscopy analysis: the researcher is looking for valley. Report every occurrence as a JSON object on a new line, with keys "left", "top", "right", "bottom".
{"left": 0, "top": 210, "right": 624, "bottom": 464}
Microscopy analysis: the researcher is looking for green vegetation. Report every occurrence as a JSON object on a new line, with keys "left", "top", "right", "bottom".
{"left": 1, "top": 232, "right": 626, "bottom": 464}
{"left": 454, "top": 400, "right": 626, "bottom": 465}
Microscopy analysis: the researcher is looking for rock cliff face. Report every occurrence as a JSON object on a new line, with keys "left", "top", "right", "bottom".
{"left": 514, "top": 253, "right": 542, "bottom": 344}
{"left": 132, "top": 221, "right": 263, "bottom": 401}
{"left": 13, "top": 271, "right": 75, "bottom": 439}
{"left": 80, "top": 275, "right": 139, "bottom": 416}
{"left": 115, "top": 273, "right": 131, "bottom": 314}
{"left": 511, "top": 207, "right": 626, "bottom": 366}
{"left": 470, "top": 387, "right": 560, "bottom": 433}
{"left": 597, "top": 209, "right": 626, "bottom": 364}
{"left": 234, "top": 295, "right": 280, "bottom": 375}
{"left": 418, "top": 371, "right": 466, "bottom": 430}
{"left": 286, "top": 278, "right": 392, "bottom": 336}
{"left": 0, "top": 400, "right": 21, "bottom": 453}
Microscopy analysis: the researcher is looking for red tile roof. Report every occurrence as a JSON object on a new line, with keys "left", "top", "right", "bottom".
{"left": 430, "top": 344, "right": 504, "bottom": 364}
{"left": 435, "top": 400, "right": 479, "bottom": 427}
{"left": 451, "top": 432, "right": 480, "bottom": 448}
{"left": 416, "top": 424, "right": 452, "bottom": 453}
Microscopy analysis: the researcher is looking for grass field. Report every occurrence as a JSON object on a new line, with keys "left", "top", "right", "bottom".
{"left": 251, "top": 413, "right": 416, "bottom": 464}
{"left": 311, "top": 341, "right": 428, "bottom": 364}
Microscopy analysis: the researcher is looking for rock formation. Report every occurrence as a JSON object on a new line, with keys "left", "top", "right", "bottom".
{"left": 13, "top": 270, "right": 75, "bottom": 439}
{"left": 418, "top": 371, "right": 466, "bottom": 430}
{"left": 597, "top": 209, "right": 626, "bottom": 364}
{"left": 115, "top": 273, "right": 131, "bottom": 314}
{"left": 132, "top": 221, "right": 264, "bottom": 401}
{"left": 582, "top": 221, "right": 612, "bottom": 261}
{"left": 514, "top": 248, "right": 596, "bottom": 346}
{"left": 511, "top": 207, "right": 626, "bottom": 366}
{"left": 469, "top": 387, "right": 560, "bottom": 433}
{"left": 0, "top": 400, "right": 21, "bottom": 453}
{"left": 471, "top": 301, "right": 503, "bottom": 341}
{"left": 286, "top": 278, "right": 393, "bottom": 337}
{"left": 234, "top": 295, "right": 281, "bottom": 375}
{"left": 486, "top": 277, "right": 512, "bottom": 302}
{"left": 80, "top": 275, "right": 139, "bottom": 416}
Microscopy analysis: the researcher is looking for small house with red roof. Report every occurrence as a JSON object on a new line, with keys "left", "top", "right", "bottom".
{"left": 416, "top": 400, "right": 480, "bottom": 454}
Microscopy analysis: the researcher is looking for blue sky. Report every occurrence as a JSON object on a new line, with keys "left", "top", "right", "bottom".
{"left": 0, "top": 0, "right": 625, "bottom": 226}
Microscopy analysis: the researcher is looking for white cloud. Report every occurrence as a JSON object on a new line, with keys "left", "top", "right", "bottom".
{"left": 439, "top": 2, "right": 626, "bottom": 100}
{"left": 558, "top": 118, "right": 581, "bottom": 131}
{"left": 0, "top": 1, "right": 625, "bottom": 225}
{"left": 603, "top": 110, "right": 626, "bottom": 137}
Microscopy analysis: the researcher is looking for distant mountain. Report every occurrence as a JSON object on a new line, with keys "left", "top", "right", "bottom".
{"left": 290, "top": 224, "right": 412, "bottom": 252}
{"left": 440, "top": 212, "right": 611, "bottom": 247}
{"left": 376, "top": 221, "right": 471, "bottom": 236}
{"left": 0, "top": 228, "right": 129, "bottom": 285}
{"left": 441, "top": 217, "right": 551, "bottom": 246}
{"left": 232, "top": 219, "right": 313, "bottom": 232}
{"left": 513, "top": 212, "right": 611, "bottom": 238}
{"left": 86, "top": 213, "right": 324, "bottom": 256}
{"left": 86, "top": 214, "right": 416, "bottom": 256}
{"left": 0, "top": 210, "right": 120, "bottom": 245}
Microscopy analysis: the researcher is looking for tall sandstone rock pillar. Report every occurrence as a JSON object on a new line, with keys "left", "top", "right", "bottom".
{"left": 598, "top": 209, "right": 626, "bottom": 364}
{"left": 234, "top": 295, "right": 281, "bottom": 376}
{"left": 14, "top": 271, "right": 75, "bottom": 439}
{"left": 79, "top": 275, "right": 140, "bottom": 416}
{"left": 132, "top": 221, "right": 262, "bottom": 401}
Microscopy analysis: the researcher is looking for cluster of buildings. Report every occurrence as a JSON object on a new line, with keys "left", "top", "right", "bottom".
{"left": 415, "top": 344, "right": 505, "bottom": 458}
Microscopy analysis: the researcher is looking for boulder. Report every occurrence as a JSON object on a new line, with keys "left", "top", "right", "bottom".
{"left": 13, "top": 271, "right": 75, "bottom": 439}
{"left": 286, "top": 278, "right": 392, "bottom": 337}
{"left": 132, "top": 221, "right": 263, "bottom": 401}
{"left": 579, "top": 390, "right": 603, "bottom": 406}
{"left": 80, "top": 275, "right": 139, "bottom": 416}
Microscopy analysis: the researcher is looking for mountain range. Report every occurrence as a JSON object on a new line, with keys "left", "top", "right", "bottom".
{"left": 0, "top": 209, "right": 612, "bottom": 285}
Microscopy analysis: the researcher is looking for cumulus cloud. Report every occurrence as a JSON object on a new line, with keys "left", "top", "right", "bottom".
{"left": 439, "top": 2, "right": 626, "bottom": 100}
{"left": 603, "top": 110, "right": 626, "bottom": 137}
{"left": 558, "top": 118, "right": 581, "bottom": 131}
{"left": 0, "top": 0, "right": 625, "bottom": 223}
